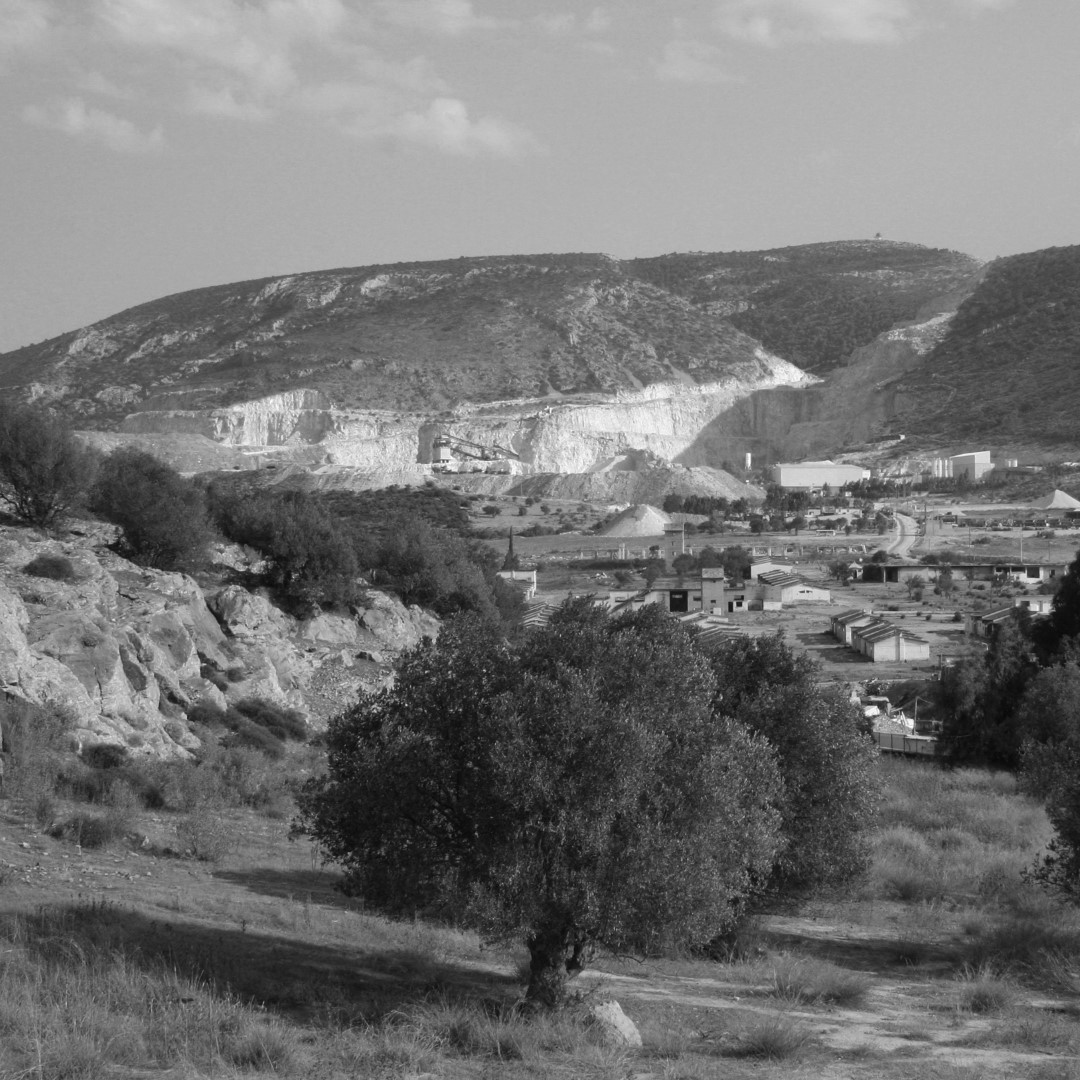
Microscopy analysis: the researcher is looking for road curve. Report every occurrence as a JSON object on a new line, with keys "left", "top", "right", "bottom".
{"left": 888, "top": 512, "right": 921, "bottom": 558}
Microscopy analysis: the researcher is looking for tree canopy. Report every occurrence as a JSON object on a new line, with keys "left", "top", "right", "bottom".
{"left": 0, "top": 401, "right": 97, "bottom": 531}
{"left": 297, "top": 603, "right": 878, "bottom": 1006}
{"left": 90, "top": 448, "right": 213, "bottom": 570}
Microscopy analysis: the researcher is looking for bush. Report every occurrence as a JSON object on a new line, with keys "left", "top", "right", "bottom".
{"left": 230, "top": 698, "right": 307, "bottom": 743}
{"left": 51, "top": 807, "right": 131, "bottom": 849}
{"left": 23, "top": 553, "right": 77, "bottom": 580}
{"left": 81, "top": 743, "right": 129, "bottom": 770}
{"left": 222, "top": 719, "right": 285, "bottom": 760}
{"left": 0, "top": 401, "right": 97, "bottom": 530}
{"left": 176, "top": 801, "right": 233, "bottom": 861}
{"left": 211, "top": 488, "right": 358, "bottom": 608}
{"left": 90, "top": 448, "right": 213, "bottom": 569}
{"left": 186, "top": 700, "right": 227, "bottom": 727}
{"left": 0, "top": 699, "right": 74, "bottom": 799}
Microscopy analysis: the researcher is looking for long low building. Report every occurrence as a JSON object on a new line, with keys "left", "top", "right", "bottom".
{"left": 830, "top": 609, "right": 931, "bottom": 663}
{"left": 851, "top": 621, "right": 930, "bottom": 663}
{"left": 770, "top": 460, "right": 870, "bottom": 490}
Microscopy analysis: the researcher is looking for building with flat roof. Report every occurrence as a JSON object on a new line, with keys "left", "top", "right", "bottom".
{"left": 949, "top": 451, "right": 994, "bottom": 483}
{"left": 770, "top": 460, "right": 870, "bottom": 491}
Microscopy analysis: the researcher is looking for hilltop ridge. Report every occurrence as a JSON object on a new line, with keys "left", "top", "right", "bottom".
{"left": 0, "top": 241, "right": 978, "bottom": 425}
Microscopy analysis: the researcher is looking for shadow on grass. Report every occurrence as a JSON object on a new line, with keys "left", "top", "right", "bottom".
{"left": 760, "top": 923, "right": 960, "bottom": 975}
{"left": 3, "top": 900, "right": 518, "bottom": 1023}
{"left": 213, "top": 865, "right": 355, "bottom": 910}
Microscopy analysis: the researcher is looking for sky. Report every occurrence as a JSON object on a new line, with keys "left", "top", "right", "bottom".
{"left": 1, "top": 0, "right": 1078, "bottom": 353}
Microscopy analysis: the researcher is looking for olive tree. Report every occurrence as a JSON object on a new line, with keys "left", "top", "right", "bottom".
{"left": 701, "top": 632, "right": 879, "bottom": 892}
{"left": 0, "top": 401, "right": 96, "bottom": 530}
{"left": 90, "top": 448, "right": 213, "bottom": 570}
{"left": 297, "top": 602, "right": 784, "bottom": 1006}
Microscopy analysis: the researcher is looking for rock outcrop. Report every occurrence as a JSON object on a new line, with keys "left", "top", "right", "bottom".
{"left": 0, "top": 526, "right": 437, "bottom": 757}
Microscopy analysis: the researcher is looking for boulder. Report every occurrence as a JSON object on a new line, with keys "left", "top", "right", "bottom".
{"left": 300, "top": 611, "right": 361, "bottom": 648}
{"left": 207, "top": 586, "right": 291, "bottom": 638}
{"left": 585, "top": 1001, "right": 642, "bottom": 1049}
{"left": 357, "top": 592, "right": 438, "bottom": 652}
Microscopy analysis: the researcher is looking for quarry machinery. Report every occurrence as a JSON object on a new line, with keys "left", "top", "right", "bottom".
{"left": 431, "top": 432, "right": 522, "bottom": 473}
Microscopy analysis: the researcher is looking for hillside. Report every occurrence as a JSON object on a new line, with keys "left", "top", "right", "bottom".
{"left": 0, "top": 242, "right": 978, "bottom": 426}
{"left": 897, "top": 245, "right": 1080, "bottom": 445}
{"left": 629, "top": 240, "right": 981, "bottom": 373}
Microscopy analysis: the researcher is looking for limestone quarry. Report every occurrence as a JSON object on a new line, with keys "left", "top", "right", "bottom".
{"left": 87, "top": 306, "right": 961, "bottom": 492}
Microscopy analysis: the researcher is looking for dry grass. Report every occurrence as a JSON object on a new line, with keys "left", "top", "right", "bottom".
{"left": 768, "top": 954, "right": 872, "bottom": 1007}
{"left": 726, "top": 1011, "right": 817, "bottom": 1060}
{"left": 0, "top": 752, "right": 1077, "bottom": 1079}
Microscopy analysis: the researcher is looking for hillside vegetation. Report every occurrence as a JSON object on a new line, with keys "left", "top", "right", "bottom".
{"left": 630, "top": 239, "right": 980, "bottom": 373}
{"left": 0, "top": 242, "right": 979, "bottom": 424}
{"left": 902, "top": 244, "right": 1080, "bottom": 443}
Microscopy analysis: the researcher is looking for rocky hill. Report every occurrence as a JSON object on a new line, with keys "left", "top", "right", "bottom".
{"left": 6, "top": 239, "right": 1079, "bottom": 474}
{"left": 0, "top": 241, "right": 976, "bottom": 420}
{"left": 0, "top": 522, "right": 436, "bottom": 756}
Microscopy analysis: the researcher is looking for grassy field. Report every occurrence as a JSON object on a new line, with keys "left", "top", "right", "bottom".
{"left": 0, "top": 751, "right": 1077, "bottom": 1079}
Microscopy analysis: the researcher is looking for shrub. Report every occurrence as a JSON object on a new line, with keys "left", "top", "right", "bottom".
{"left": 222, "top": 719, "right": 285, "bottom": 760}
{"left": 770, "top": 955, "right": 871, "bottom": 1007}
{"left": 81, "top": 743, "right": 129, "bottom": 770}
{"left": 730, "top": 1013, "right": 814, "bottom": 1060}
{"left": 1, "top": 698, "right": 74, "bottom": 799}
{"left": 954, "top": 967, "right": 1016, "bottom": 1013}
{"left": 211, "top": 488, "right": 358, "bottom": 608}
{"left": 0, "top": 401, "right": 97, "bottom": 530}
{"left": 186, "top": 701, "right": 227, "bottom": 727}
{"left": 51, "top": 810, "right": 129, "bottom": 849}
{"left": 90, "top": 448, "right": 214, "bottom": 570}
{"left": 230, "top": 698, "right": 307, "bottom": 742}
{"left": 23, "top": 553, "right": 77, "bottom": 580}
{"left": 176, "top": 801, "right": 233, "bottom": 861}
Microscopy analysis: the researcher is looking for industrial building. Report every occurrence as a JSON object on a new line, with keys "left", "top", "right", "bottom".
{"left": 948, "top": 451, "right": 994, "bottom": 483}
{"left": 770, "top": 460, "right": 870, "bottom": 491}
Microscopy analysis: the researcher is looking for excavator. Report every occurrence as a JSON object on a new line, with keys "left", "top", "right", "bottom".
{"left": 431, "top": 432, "right": 521, "bottom": 473}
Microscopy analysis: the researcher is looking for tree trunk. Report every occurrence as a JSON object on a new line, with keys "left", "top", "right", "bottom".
{"left": 524, "top": 923, "right": 583, "bottom": 1009}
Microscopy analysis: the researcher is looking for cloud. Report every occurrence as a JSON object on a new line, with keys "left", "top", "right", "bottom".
{"left": 712, "top": 0, "right": 1014, "bottom": 45}
{"left": 714, "top": 0, "right": 913, "bottom": 45}
{"left": 0, "top": 0, "right": 53, "bottom": 57}
{"left": 654, "top": 38, "right": 733, "bottom": 83}
{"left": 377, "top": 0, "right": 497, "bottom": 36}
{"left": 395, "top": 96, "right": 540, "bottom": 155}
{"left": 23, "top": 97, "right": 164, "bottom": 152}
{"left": 535, "top": 8, "right": 611, "bottom": 35}
{"left": 5, "top": 0, "right": 542, "bottom": 158}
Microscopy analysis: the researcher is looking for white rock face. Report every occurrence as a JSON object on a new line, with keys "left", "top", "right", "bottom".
{"left": 117, "top": 357, "right": 818, "bottom": 475}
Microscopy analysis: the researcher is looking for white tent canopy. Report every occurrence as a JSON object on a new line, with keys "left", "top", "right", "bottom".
{"left": 1030, "top": 489, "right": 1080, "bottom": 510}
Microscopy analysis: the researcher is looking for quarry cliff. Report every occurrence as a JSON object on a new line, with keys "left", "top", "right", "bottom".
{"left": 0, "top": 242, "right": 984, "bottom": 473}
{"left": 10, "top": 240, "right": 1079, "bottom": 472}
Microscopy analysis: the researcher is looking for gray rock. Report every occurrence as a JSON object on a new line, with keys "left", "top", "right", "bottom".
{"left": 585, "top": 1000, "right": 642, "bottom": 1049}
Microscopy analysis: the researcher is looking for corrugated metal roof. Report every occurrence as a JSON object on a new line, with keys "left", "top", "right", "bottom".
{"left": 833, "top": 608, "right": 874, "bottom": 624}
{"left": 857, "top": 623, "right": 928, "bottom": 644}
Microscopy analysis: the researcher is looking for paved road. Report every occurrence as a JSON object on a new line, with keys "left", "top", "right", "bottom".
{"left": 888, "top": 512, "right": 921, "bottom": 558}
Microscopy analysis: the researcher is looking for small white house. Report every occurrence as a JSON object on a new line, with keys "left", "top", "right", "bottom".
{"left": 758, "top": 570, "right": 831, "bottom": 605}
